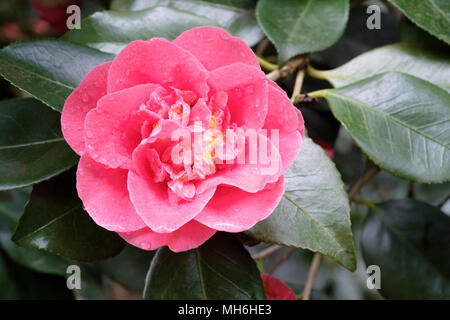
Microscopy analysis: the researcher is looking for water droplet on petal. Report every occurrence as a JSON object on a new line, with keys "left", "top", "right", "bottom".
{"left": 140, "top": 242, "right": 150, "bottom": 250}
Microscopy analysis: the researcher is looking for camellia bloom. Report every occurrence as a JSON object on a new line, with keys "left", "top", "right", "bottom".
{"left": 61, "top": 26, "right": 304, "bottom": 252}
{"left": 261, "top": 274, "right": 297, "bottom": 300}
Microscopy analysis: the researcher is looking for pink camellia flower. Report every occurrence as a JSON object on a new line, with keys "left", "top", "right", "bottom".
{"left": 261, "top": 274, "right": 297, "bottom": 300}
{"left": 61, "top": 26, "right": 304, "bottom": 252}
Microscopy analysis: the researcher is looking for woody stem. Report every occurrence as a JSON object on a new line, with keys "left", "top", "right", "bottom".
{"left": 302, "top": 252, "right": 322, "bottom": 300}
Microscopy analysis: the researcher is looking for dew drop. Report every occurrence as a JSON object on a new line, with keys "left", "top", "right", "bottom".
{"left": 140, "top": 242, "right": 150, "bottom": 250}
{"left": 81, "top": 93, "right": 89, "bottom": 103}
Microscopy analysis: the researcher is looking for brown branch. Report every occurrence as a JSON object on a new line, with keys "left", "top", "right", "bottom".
{"left": 302, "top": 252, "right": 321, "bottom": 300}
{"left": 251, "top": 245, "right": 282, "bottom": 260}
{"left": 347, "top": 166, "right": 380, "bottom": 201}
{"left": 350, "top": 0, "right": 365, "bottom": 9}
{"left": 256, "top": 38, "right": 270, "bottom": 57}
{"left": 408, "top": 182, "right": 416, "bottom": 199}
{"left": 280, "top": 55, "right": 309, "bottom": 79}
{"left": 291, "top": 69, "right": 306, "bottom": 102}
{"left": 266, "top": 69, "right": 281, "bottom": 81}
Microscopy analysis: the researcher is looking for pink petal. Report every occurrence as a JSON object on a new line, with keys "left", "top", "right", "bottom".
{"left": 277, "top": 131, "right": 303, "bottom": 174}
{"left": 264, "top": 85, "right": 304, "bottom": 173}
{"left": 132, "top": 146, "right": 166, "bottom": 183}
{"left": 195, "top": 177, "right": 284, "bottom": 232}
{"left": 267, "top": 79, "right": 287, "bottom": 96}
{"left": 264, "top": 85, "right": 299, "bottom": 129}
{"left": 196, "top": 133, "right": 282, "bottom": 194}
{"left": 61, "top": 62, "right": 111, "bottom": 156}
{"left": 118, "top": 228, "right": 170, "bottom": 251}
{"left": 118, "top": 220, "right": 216, "bottom": 252}
{"left": 107, "top": 39, "right": 209, "bottom": 98}
{"left": 167, "top": 220, "right": 216, "bottom": 252}
{"left": 84, "top": 84, "right": 160, "bottom": 169}
{"left": 76, "top": 155, "right": 146, "bottom": 232}
{"left": 143, "top": 119, "right": 183, "bottom": 156}
{"left": 189, "top": 98, "right": 212, "bottom": 128}
{"left": 173, "top": 26, "right": 260, "bottom": 71}
{"left": 127, "top": 171, "right": 217, "bottom": 233}
{"left": 208, "top": 63, "right": 268, "bottom": 129}
{"left": 261, "top": 274, "right": 297, "bottom": 300}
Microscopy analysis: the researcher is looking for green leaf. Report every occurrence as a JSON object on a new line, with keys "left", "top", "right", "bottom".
{"left": 197, "top": 0, "right": 256, "bottom": 9}
{"left": 64, "top": 1, "right": 263, "bottom": 54}
{"left": 318, "top": 72, "right": 450, "bottom": 183}
{"left": 388, "top": 0, "right": 450, "bottom": 44}
{"left": 415, "top": 182, "right": 450, "bottom": 206}
{"left": 0, "top": 250, "right": 22, "bottom": 299}
{"left": 0, "top": 187, "right": 31, "bottom": 221}
{"left": 0, "top": 40, "right": 114, "bottom": 112}
{"left": 0, "top": 98, "right": 79, "bottom": 191}
{"left": 143, "top": 233, "right": 265, "bottom": 299}
{"left": 72, "top": 264, "right": 108, "bottom": 300}
{"left": 361, "top": 199, "right": 450, "bottom": 299}
{"left": 96, "top": 245, "right": 155, "bottom": 291}
{"left": 12, "top": 170, "right": 125, "bottom": 262}
{"left": 321, "top": 43, "right": 450, "bottom": 92}
{"left": 0, "top": 188, "right": 69, "bottom": 276}
{"left": 0, "top": 248, "right": 73, "bottom": 300}
{"left": 111, "top": 0, "right": 256, "bottom": 10}
{"left": 256, "top": 0, "right": 349, "bottom": 63}
{"left": 399, "top": 18, "right": 449, "bottom": 49}
{"left": 360, "top": 171, "right": 409, "bottom": 203}
{"left": 246, "top": 138, "right": 356, "bottom": 271}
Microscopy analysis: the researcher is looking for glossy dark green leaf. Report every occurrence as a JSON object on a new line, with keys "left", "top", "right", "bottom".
{"left": 97, "top": 245, "right": 155, "bottom": 291}
{"left": 399, "top": 18, "right": 449, "bottom": 49}
{"left": 0, "top": 188, "right": 69, "bottom": 275}
{"left": 322, "top": 43, "right": 450, "bottom": 92}
{"left": 143, "top": 233, "right": 265, "bottom": 299}
{"left": 12, "top": 171, "right": 125, "bottom": 262}
{"left": 0, "top": 187, "right": 30, "bottom": 220}
{"left": 247, "top": 138, "right": 356, "bottom": 271}
{"left": 0, "top": 40, "right": 114, "bottom": 112}
{"left": 388, "top": 0, "right": 450, "bottom": 44}
{"left": 361, "top": 199, "right": 450, "bottom": 299}
{"left": 311, "top": 4, "right": 400, "bottom": 69}
{"left": 72, "top": 264, "right": 108, "bottom": 300}
{"left": 0, "top": 248, "right": 73, "bottom": 300}
{"left": 318, "top": 72, "right": 450, "bottom": 183}
{"left": 360, "top": 171, "right": 409, "bottom": 203}
{"left": 256, "top": 0, "right": 349, "bottom": 62}
{"left": 0, "top": 98, "right": 78, "bottom": 190}
{"left": 0, "top": 249, "right": 22, "bottom": 299}
{"left": 415, "top": 182, "right": 450, "bottom": 206}
{"left": 64, "top": 1, "right": 263, "bottom": 54}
